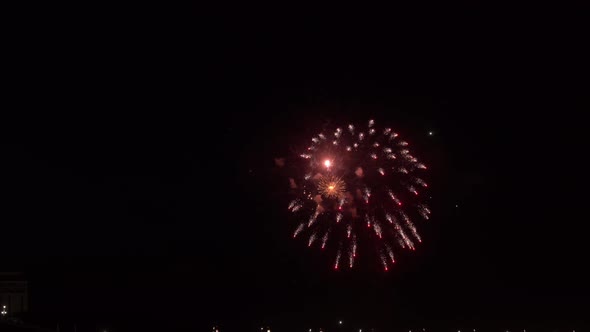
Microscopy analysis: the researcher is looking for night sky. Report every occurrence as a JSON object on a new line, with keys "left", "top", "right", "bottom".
{"left": 2, "top": 6, "right": 587, "bottom": 332}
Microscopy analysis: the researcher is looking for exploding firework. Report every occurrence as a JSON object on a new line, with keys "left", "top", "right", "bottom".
{"left": 317, "top": 175, "right": 346, "bottom": 198}
{"left": 286, "top": 119, "right": 431, "bottom": 270}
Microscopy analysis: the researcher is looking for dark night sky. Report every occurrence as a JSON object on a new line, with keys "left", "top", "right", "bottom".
{"left": 2, "top": 5, "right": 588, "bottom": 331}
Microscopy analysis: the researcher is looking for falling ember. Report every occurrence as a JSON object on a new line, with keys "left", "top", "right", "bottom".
{"left": 415, "top": 178, "right": 428, "bottom": 187}
{"left": 293, "top": 223, "right": 305, "bottom": 238}
{"left": 388, "top": 190, "right": 402, "bottom": 206}
{"left": 289, "top": 200, "right": 303, "bottom": 212}
{"left": 308, "top": 233, "right": 317, "bottom": 247}
{"left": 374, "top": 222, "right": 382, "bottom": 238}
{"left": 369, "top": 128, "right": 376, "bottom": 135}
{"left": 321, "top": 232, "right": 329, "bottom": 249}
{"left": 397, "top": 237, "right": 406, "bottom": 248}
{"left": 402, "top": 213, "right": 421, "bottom": 242}
{"left": 394, "top": 221, "right": 413, "bottom": 249}
{"left": 308, "top": 214, "right": 317, "bottom": 227}
{"left": 381, "top": 254, "right": 388, "bottom": 271}
{"left": 418, "top": 204, "right": 431, "bottom": 219}
{"left": 336, "top": 213, "right": 343, "bottom": 223}
{"left": 387, "top": 245, "right": 395, "bottom": 263}
{"left": 386, "top": 214, "right": 394, "bottom": 224}
{"left": 334, "top": 250, "right": 341, "bottom": 270}
{"left": 419, "top": 210, "right": 430, "bottom": 220}
{"left": 363, "top": 188, "right": 371, "bottom": 203}
{"left": 324, "top": 159, "right": 331, "bottom": 168}
{"left": 347, "top": 224, "right": 352, "bottom": 238}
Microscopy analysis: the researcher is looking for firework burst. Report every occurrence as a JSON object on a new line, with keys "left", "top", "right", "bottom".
{"left": 284, "top": 119, "right": 431, "bottom": 271}
{"left": 317, "top": 175, "right": 346, "bottom": 198}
